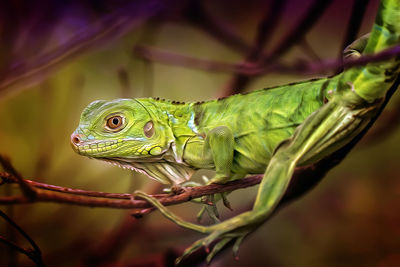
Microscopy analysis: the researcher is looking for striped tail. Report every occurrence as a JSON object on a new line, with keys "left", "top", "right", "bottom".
{"left": 340, "top": 0, "right": 400, "bottom": 102}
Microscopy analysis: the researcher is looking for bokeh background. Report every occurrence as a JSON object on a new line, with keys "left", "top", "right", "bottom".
{"left": 1, "top": 0, "right": 400, "bottom": 266}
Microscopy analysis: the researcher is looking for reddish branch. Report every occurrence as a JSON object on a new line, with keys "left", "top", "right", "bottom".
{"left": 136, "top": 44, "right": 400, "bottom": 76}
{"left": 0, "top": 166, "right": 262, "bottom": 210}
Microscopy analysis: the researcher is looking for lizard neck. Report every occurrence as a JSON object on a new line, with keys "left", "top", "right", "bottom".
{"left": 136, "top": 98, "right": 199, "bottom": 164}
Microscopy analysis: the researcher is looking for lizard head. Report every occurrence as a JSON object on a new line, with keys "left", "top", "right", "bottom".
{"left": 71, "top": 99, "right": 172, "bottom": 162}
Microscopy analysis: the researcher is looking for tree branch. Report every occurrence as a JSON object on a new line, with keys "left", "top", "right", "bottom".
{"left": 0, "top": 170, "right": 262, "bottom": 209}
{"left": 135, "top": 44, "right": 400, "bottom": 76}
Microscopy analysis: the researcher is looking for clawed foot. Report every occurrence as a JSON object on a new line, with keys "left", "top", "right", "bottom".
{"left": 176, "top": 216, "right": 253, "bottom": 265}
{"left": 163, "top": 176, "right": 233, "bottom": 223}
{"left": 196, "top": 176, "right": 233, "bottom": 223}
{"left": 163, "top": 181, "right": 201, "bottom": 194}
{"left": 134, "top": 191, "right": 259, "bottom": 265}
{"left": 196, "top": 192, "right": 233, "bottom": 223}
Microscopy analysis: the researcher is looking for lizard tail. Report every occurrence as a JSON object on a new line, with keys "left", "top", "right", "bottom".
{"left": 340, "top": 0, "right": 400, "bottom": 102}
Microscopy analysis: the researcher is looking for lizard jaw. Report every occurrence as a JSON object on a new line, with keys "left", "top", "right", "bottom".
{"left": 97, "top": 157, "right": 195, "bottom": 185}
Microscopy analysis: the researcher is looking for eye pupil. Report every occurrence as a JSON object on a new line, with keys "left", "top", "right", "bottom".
{"left": 112, "top": 118, "right": 119, "bottom": 125}
{"left": 106, "top": 115, "right": 123, "bottom": 130}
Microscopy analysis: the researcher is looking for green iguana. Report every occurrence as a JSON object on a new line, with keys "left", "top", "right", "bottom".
{"left": 71, "top": 0, "right": 400, "bottom": 264}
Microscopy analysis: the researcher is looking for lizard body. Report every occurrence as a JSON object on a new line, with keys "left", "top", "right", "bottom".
{"left": 72, "top": 77, "right": 332, "bottom": 184}
{"left": 71, "top": 0, "right": 400, "bottom": 263}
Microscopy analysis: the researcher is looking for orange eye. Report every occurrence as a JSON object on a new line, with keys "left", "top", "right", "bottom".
{"left": 106, "top": 115, "right": 123, "bottom": 130}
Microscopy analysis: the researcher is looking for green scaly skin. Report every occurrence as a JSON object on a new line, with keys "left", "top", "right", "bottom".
{"left": 71, "top": 0, "right": 400, "bottom": 264}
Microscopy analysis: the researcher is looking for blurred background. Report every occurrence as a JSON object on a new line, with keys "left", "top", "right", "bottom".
{"left": 1, "top": 0, "right": 400, "bottom": 266}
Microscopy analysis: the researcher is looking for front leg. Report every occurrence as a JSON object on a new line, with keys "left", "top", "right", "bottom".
{"left": 204, "top": 125, "right": 235, "bottom": 184}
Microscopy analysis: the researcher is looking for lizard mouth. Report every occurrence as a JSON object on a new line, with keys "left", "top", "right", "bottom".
{"left": 70, "top": 132, "right": 122, "bottom": 155}
{"left": 71, "top": 139, "right": 121, "bottom": 156}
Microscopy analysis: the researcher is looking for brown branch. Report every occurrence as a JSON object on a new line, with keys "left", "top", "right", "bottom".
{"left": 135, "top": 44, "right": 400, "bottom": 76}
{"left": 133, "top": 45, "right": 256, "bottom": 74}
{"left": 0, "top": 171, "right": 263, "bottom": 208}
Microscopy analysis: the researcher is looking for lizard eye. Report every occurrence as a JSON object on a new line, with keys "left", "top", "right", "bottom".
{"left": 106, "top": 115, "right": 124, "bottom": 130}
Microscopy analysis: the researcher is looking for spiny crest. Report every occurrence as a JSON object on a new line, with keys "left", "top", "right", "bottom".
{"left": 151, "top": 97, "right": 186, "bottom": 105}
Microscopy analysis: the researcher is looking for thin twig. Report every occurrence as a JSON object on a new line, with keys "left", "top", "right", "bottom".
{"left": 0, "top": 172, "right": 148, "bottom": 199}
{"left": 0, "top": 236, "right": 34, "bottom": 261}
{"left": 0, "top": 210, "right": 44, "bottom": 266}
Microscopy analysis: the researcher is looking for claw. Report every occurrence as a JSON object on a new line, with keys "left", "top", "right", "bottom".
{"left": 232, "top": 233, "right": 246, "bottom": 258}
{"left": 221, "top": 192, "right": 233, "bottom": 211}
{"left": 197, "top": 195, "right": 220, "bottom": 223}
{"left": 196, "top": 206, "right": 206, "bottom": 222}
{"left": 175, "top": 239, "right": 205, "bottom": 265}
{"left": 203, "top": 230, "right": 223, "bottom": 248}
{"left": 204, "top": 206, "right": 221, "bottom": 223}
{"left": 200, "top": 196, "right": 214, "bottom": 205}
{"left": 206, "top": 238, "right": 231, "bottom": 264}
{"left": 210, "top": 194, "right": 220, "bottom": 219}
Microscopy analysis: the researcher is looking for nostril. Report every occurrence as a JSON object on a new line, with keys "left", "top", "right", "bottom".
{"left": 71, "top": 134, "right": 81, "bottom": 145}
